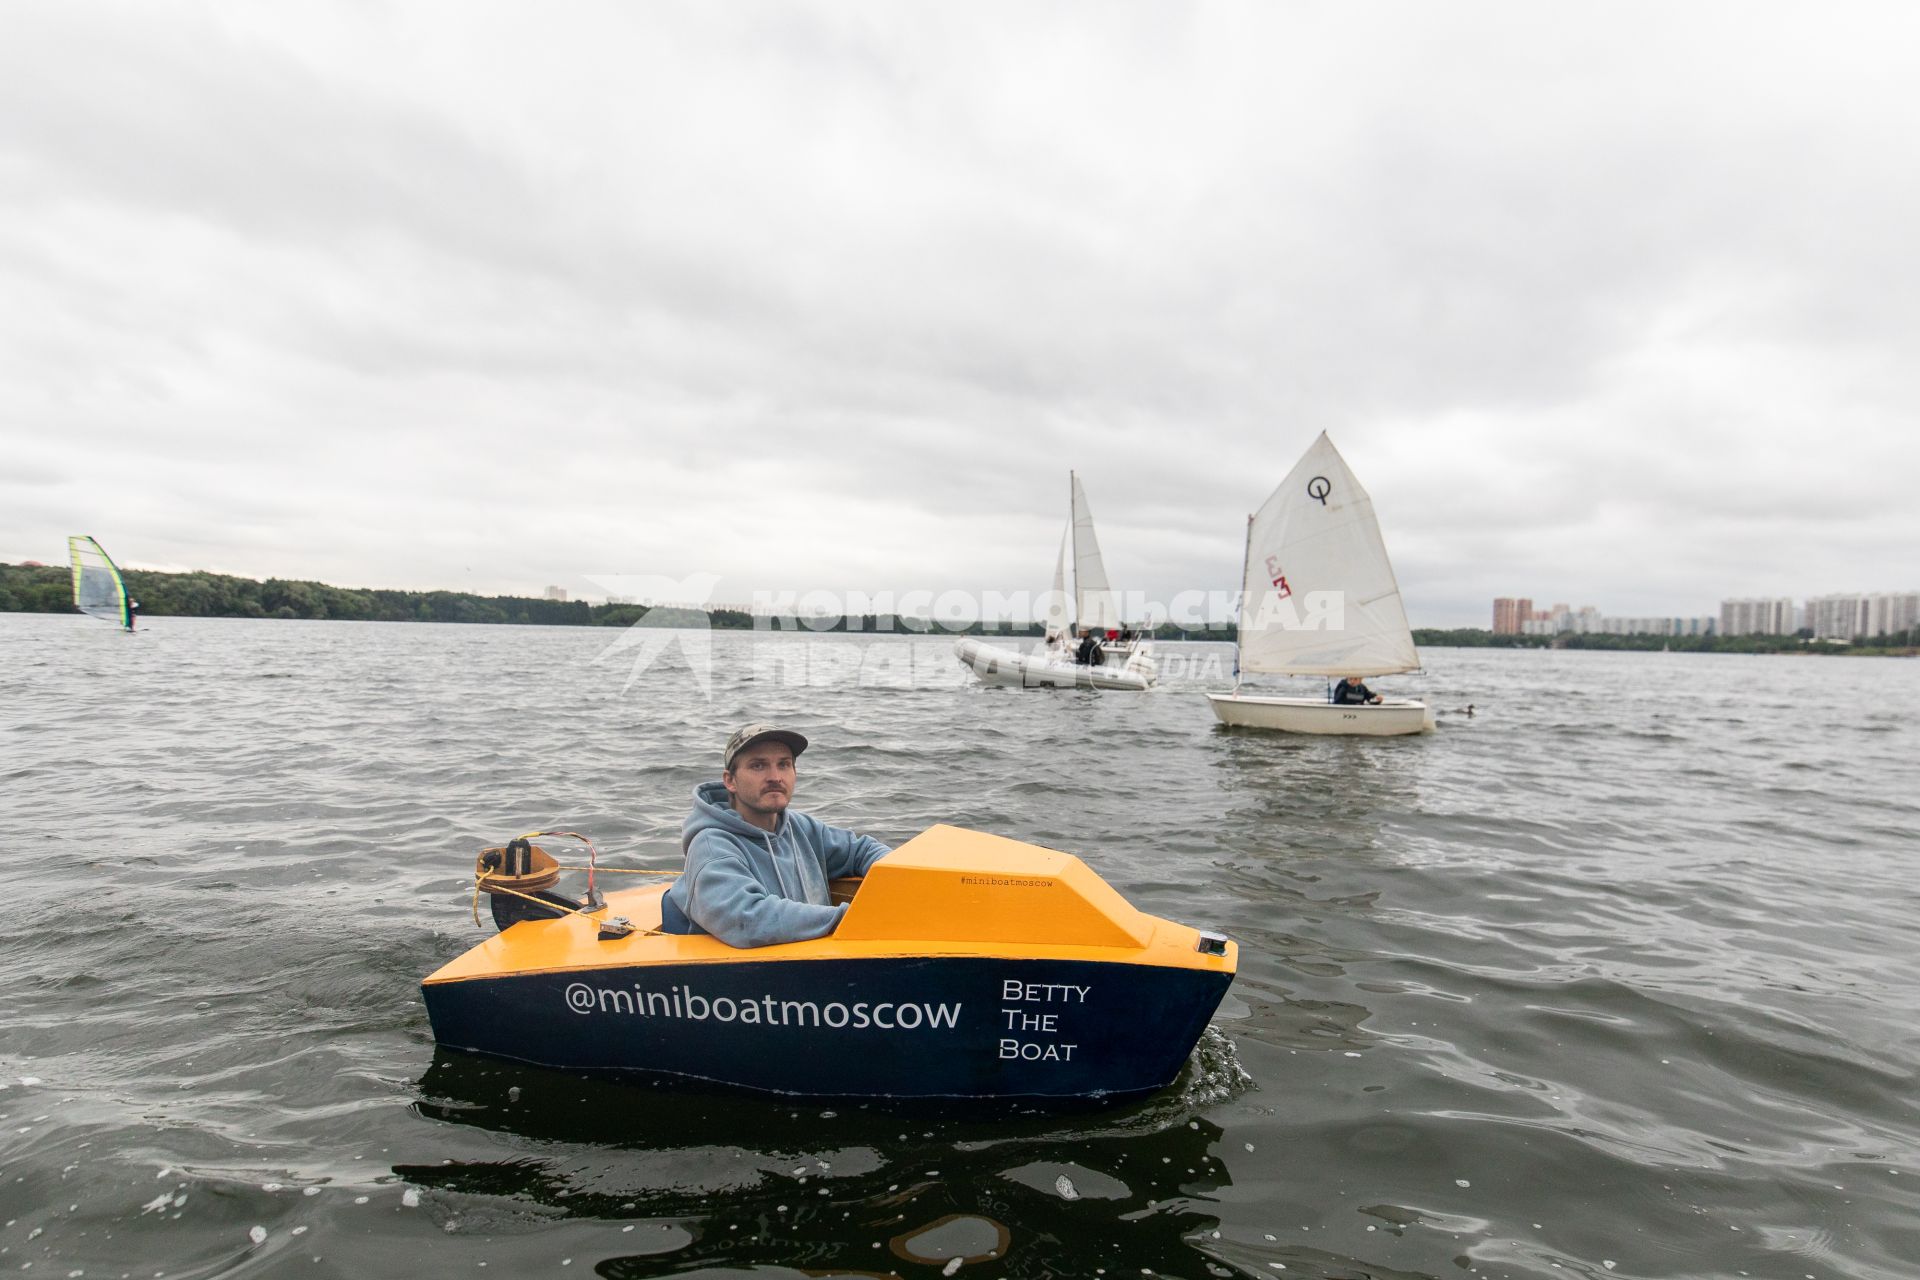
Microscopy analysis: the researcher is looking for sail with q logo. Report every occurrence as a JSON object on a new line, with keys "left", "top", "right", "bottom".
{"left": 1207, "top": 432, "right": 1433, "bottom": 736}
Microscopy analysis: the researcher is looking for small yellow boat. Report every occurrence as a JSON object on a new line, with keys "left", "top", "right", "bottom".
{"left": 422, "top": 824, "right": 1237, "bottom": 1101}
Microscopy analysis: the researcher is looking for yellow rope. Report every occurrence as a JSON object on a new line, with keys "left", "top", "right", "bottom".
{"left": 470, "top": 831, "right": 675, "bottom": 930}
{"left": 475, "top": 872, "right": 590, "bottom": 921}
{"left": 470, "top": 869, "right": 667, "bottom": 936}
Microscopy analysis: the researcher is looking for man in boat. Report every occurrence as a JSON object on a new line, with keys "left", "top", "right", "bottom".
{"left": 660, "top": 724, "right": 892, "bottom": 947}
{"left": 1074, "top": 628, "right": 1105, "bottom": 667}
{"left": 1331, "top": 675, "right": 1383, "bottom": 706}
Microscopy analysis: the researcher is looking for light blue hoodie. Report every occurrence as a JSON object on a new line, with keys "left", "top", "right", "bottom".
{"left": 663, "top": 781, "right": 892, "bottom": 947}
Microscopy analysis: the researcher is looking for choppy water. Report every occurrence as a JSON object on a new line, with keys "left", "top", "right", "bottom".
{"left": 3, "top": 614, "right": 1917, "bottom": 1279}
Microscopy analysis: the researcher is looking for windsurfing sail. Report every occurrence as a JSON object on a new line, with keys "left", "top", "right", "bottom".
{"left": 69, "top": 535, "right": 131, "bottom": 629}
{"left": 1042, "top": 523, "right": 1073, "bottom": 638}
{"left": 1070, "top": 472, "right": 1122, "bottom": 633}
{"left": 1236, "top": 432, "right": 1418, "bottom": 677}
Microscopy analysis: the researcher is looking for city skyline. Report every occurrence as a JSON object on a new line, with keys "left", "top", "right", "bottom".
{"left": 1494, "top": 590, "right": 1920, "bottom": 638}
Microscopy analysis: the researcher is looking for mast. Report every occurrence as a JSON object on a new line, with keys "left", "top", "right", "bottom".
{"left": 1233, "top": 513, "right": 1252, "bottom": 690}
{"left": 1068, "top": 470, "right": 1077, "bottom": 617}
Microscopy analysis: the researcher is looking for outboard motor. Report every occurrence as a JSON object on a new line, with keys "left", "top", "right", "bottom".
{"left": 474, "top": 838, "right": 581, "bottom": 932}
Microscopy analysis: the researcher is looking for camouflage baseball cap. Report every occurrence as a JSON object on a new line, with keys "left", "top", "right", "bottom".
{"left": 723, "top": 723, "right": 809, "bottom": 772}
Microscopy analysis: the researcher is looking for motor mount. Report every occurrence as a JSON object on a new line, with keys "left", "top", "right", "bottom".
{"left": 474, "top": 839, "right": 580, "bottom": 931}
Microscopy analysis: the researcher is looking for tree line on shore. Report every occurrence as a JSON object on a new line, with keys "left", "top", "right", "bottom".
{"left": 3, "top": 562, "right": 1911, "bottom": 652}
{"left": 0, "top": 561, "right": 1206, "bottom": 636}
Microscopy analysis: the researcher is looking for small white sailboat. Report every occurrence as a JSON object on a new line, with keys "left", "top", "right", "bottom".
{"left": 1206, "top": 434, "right": 1432, "bottom": 735}
{"left": 69, "top": 535, "right": 136, "bottom": 632}
{"left": 955, "top": 473, "right": 1157, "bottom": 691}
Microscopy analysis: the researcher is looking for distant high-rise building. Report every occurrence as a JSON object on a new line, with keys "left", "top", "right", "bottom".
{"left": 544, "top": 585, "right": 568, "bottom": 602}
{"left": 1807, "top": 591, "right": 1920, "bottom": 639}
{"left": 1499, "top": 598, "right": 1725, "bottom": 639}
{"left": 1872, "top": 591, "right": 1920, "bottom": 637}
{"left": 1719, "top": 597, "right": 1794, "bottom": 636}
{"left": 1805, "top": 593, "right": 1865, "bottom": 640}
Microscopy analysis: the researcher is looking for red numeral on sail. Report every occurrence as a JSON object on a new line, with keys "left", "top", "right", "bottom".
{"left": 1264, "top": 556, "right": 1290, "bottom": 598}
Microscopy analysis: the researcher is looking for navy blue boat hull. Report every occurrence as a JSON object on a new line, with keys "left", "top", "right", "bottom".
{"left": 423, "top": 955, "right": 1232, "bottom": 1100}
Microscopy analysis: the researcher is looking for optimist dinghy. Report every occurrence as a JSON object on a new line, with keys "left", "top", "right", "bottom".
{"left": 422, "top": 825, "right": 1235, "bottom": 1101}
{"left": 1207, "top": 433, "right": 1434, "bottom": 736}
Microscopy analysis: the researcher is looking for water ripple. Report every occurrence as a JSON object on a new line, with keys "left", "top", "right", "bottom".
{"left": 2, "top": 617, "right": 1918, "bottom": 1278}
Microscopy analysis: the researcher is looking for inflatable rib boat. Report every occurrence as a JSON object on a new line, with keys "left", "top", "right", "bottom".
{"left": 953, "top": 637, "right": 1157, "bottom": 691}
{"left": 422, "top": 825, "right": 1235, "bottom": 1100}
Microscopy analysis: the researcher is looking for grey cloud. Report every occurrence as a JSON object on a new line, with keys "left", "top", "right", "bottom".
{"left": 3, "top": 1, "right": 1917, "bottom": 625}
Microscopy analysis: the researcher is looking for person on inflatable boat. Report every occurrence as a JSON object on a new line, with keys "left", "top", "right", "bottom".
{"left": 660, "top": 723, "right": 892, "bottom": 947}
{"left": 1074, "top": 628, "right": 1106, "bottom": 667}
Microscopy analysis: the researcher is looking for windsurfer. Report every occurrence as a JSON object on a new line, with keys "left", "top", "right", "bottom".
{"left": 661, "top": 724, "right": 891, "bottom": 947}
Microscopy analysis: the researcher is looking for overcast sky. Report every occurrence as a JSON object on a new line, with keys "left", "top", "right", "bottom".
{"left": 3, "top": 1, "right": 1916, "bottom": 626}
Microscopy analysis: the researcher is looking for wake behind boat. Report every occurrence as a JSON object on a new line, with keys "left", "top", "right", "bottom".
{"left": 955, "top": 472, "right": 1157, "bottom": 691}
{"left": 422, "top": 824, "right": 1235, "bottom": 1100}
{"left": 1207, "top": 433, "right": 1433, "bottom": 736}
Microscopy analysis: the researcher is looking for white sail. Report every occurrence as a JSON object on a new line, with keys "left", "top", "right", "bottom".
{"left": 1237, "top": 432, "right": 1418, "bottom": 677}
{"left": 1042, "top": 523, "right": 1072, "bottom": 637}
{"left": 1070, "top": 473, "right": 1121, "bottom": 633}
{"left": 69, "top": 535, "right": 131, "bottom": 628}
